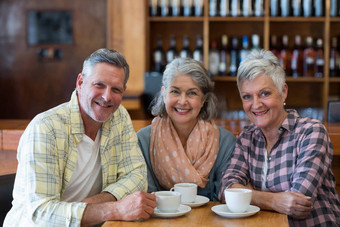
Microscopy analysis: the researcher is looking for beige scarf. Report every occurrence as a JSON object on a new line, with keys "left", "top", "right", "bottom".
{"left": 149, "top": 116, "right": 219, "bottom": 189}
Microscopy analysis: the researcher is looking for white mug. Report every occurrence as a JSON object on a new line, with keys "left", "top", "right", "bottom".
{"left": 170, "top": 183, "right": 197, "bottom": 203}
{"left": 155, "top": 191, "right": 181, "bottom": 212}
{"left": 224, "top": 188, "right": 252, "bottom": 213}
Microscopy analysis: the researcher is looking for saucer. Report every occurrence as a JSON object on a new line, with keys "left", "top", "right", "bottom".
{"left": 153, "top": 204, "right": 191, "bottom": 218}
{"left": 211, "top": 204, "right": 260, "bottom": 218}
{"left": 182, "top": 195, "right": 210, "bottom": 208}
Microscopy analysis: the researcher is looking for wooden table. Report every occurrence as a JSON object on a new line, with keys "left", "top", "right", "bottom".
{"left": 102, "top": 202, "right": 289, "bottom": 227}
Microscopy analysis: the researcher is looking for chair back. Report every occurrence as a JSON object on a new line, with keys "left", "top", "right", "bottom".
{"left": 328, "top": 101, "right": 340, "bottom": 122}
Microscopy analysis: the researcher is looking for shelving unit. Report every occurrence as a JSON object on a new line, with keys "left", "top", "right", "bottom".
{"left": 145, "top": 0, "right": 340, "bottom": 121}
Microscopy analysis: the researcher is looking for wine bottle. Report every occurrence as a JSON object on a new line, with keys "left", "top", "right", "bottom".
{"left": 229, "top": 36, "right": 239, "bottom": 76}
{"left": 170, "top": 0, "right": 181, "bottom": 16}
{"left": 330, "top": 37, "right": 339, "bottom": 77}
{"left": 239, "top": 36, "right": 250, "bottom": 63}
{"left": 254, "top": 0, "right": 264, "bottom": 17}
{"left": 303, "top": 36, "right": 315, "bottom": 77}
{"left": 243, "top": 0, "right": 253, "bottom": 17}
{"left": 331, "top": 0, "right": 338, "bottom": 17}
{"left": 149, "top": 0, "right": 159, "bottom": 16}
{"left": 281, "top": 0, "right": 290, "bottom": 17}
{"left": 231, "top": 0, "right": 240, "bottom": 17}
{"left": 219, "top": 35, "right": 230, "bottom": 76}
{"left": 194, "top": 0, "right": 203, "bottom": 17}
{"left": 271, "top": 0, "right": 279, "bottom": 16}
{"left": 291, "top": 35, "right": 304, "bottom": 78}
{"left": 153, "top": 37, "right": 165, "bottom": 72}
{"left": 303, "top": 0, "right": 312, "bottom": 17}
{"left": 314, "top": 38, "right": 324, "bottom": 78}
{"left": 209, "top": 0, "right": 218, "bottom": 17}
{"left": 193, "top": 36, "right": 204, "bottom": 63}
{"left": 209, "top": 40, "right": 220, "bottom": 76}
{"left": 160, "top": 0, "right": 169, "bottom": 17}
{"left": 180, "top": 36, "right": 192, "bottom": 58}
{"left": 314, "top": 0, "right": 323, "bottom": 17}
{"left": 166, "top": 36, "right": 178, "bottom": 64}
{"left": 220, "top": 0, "right": 230, "bottom": 17}
{"left": 251, "top": 34, "right": 261, "bottom": 51}
{"left": 279, "top": 35, "right": 292, "bottom": 75}
{"left": 183, "top": 0, "right": 193, "bottom": 16}
{"left": 292, "top": 0, "right": 302, "bottom": 16}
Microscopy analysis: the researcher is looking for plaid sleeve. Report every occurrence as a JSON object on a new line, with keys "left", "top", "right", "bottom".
{"left": 7, "top": 118, "right": 86, "bottom": 227}
{"left": 219, "top": 133, "right": 250, "bottom": 201}
{"left": 290, "top": 122, "right": 333, "bottom": 199}
{"left": 103, "top": 107, "right": 147, "bottom": 200}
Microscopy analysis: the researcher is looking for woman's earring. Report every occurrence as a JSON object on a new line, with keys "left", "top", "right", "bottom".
{"left": 284, "top": 102, "right": 286, "bottom": 106}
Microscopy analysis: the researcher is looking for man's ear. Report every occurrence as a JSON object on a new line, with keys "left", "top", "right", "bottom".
{"left": 76, "top": 73, "right": 84, "bottom": 92}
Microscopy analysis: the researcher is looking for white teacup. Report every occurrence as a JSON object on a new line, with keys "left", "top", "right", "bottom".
{"left": 155, "top": 191, "right": 181, "bottom": 212}
{"left": 224, "top": 188, "right": 252, "bottom": 213}
{"left": 170, "top": 183, "right": 197, "bottom": 203}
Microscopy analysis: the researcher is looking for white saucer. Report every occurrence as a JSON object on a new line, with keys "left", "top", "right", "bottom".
{"left": 153, "top": 204, "right": 191, "bottom": 218}
{"left": 182, "top": 195, "right": 210, "bottom": 208}
{"left": 211, "top": 204, "right": 260, "bottom": 218}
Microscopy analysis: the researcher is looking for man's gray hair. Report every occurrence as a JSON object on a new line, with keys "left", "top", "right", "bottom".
{"left": 82, "top": 48, "right": 130, "bottom": 85}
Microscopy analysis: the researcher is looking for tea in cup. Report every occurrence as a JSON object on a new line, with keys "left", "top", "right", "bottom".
{"left": 170, "top": 183, "right": 197, "bottom": 203}
{"left": 155, "top": 191, "right": 181, "bottom": 212}
{"left": 224, "top": 188, "right": 252, "bottom": 213}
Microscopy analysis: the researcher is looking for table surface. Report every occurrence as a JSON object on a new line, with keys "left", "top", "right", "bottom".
{"left": 102, "top": 201, "right": 289, "bottom": 227}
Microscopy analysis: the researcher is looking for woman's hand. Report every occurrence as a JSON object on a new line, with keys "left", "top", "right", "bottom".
{"left": 273, "top": 191, "right": 312, "bottom": 219}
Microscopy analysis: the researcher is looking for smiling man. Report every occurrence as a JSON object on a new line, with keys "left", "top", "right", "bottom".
{"left": 4, "top": 49, "right": 156, "bottom": 227}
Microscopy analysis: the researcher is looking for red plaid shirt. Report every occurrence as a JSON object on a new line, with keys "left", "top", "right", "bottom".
{"left": 220, "top": 109, "right": 340, "bottom": 226}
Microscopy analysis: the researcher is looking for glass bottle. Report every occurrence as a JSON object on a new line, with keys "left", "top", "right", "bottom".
{"left": 194, "top": 0, "right": 204, "bottom": 17}
{"left": 254, "top": 0, "right": 264, "bottom": 17}
{"left": 292, "top": 0, "right": 302, "bottom": 16}
{"left": 281, "top": 0, "right": 290, "bottom": 17}
{"left": 160, "top": 0, "right": 169, "bottom": 17}
{"left": 314, "top": 0, "right": 323, "bottom": 17}
{"left": 209, "top": 40, "right": 220, "bottom": 76}
{"left": 229, "top": 36, "right": 239, "bottom": 76}
{"left": 303, "top": 36, "right": 315, "bottom": 77}
{"left": 271, "top": 0, "right": 279, "bottom": 16}
{"left": 183, "top": 0, "right": 193, "bottom": 16}
{"left": 219, "top": 35, "right": 230, "bottom": 76}
{"left": 251, "top": 34, "right": 261, "bottom": 51}
{"left": 279, "top": 35, "right": 292, "bottom": 75}
{"left": 153, "top": 37, "right": 165, "bottom": 72}
{"left": 170, "top": 0, "right": 181, "bottom": 16}
{"left": 149, "top": 0, "right": 159, "bottom": 16}
{"left": 314, "top": 38, "right": 324, "bottom": 78}
{"left": 291, "top": 35, "right": 304, "bottom": 78}
{"left": 209, "top": 0, "right": 218, "bottom": 17}
{"left": 330, "top": 37, "right": 339, "bottom": 77}
{"left": 270, "top": 35, "right": 280, "bottom": 59}
{"left": 231, "top": 0, "right": 240, "bottom": 17}
{"left": 180, "top": 35, "right": 192, "bottom": 58}
{"left": 220, "top": 0, "right": 230, "bottom": 17}
{"left": 193, "top": 35, "right": 204, "bottom": 64}
{"left": 303, "top": 0, "right": 312, "bottom": 17}
{"left": 166, "top": 36, "right": 178, "bottom": 64}
{"left": 239, "top": 36, "right": 250, "bottom": 64}
{"left": 243, "top": 0, "right": 253, "bottom": 17}
{"left": 331, "top": 0, "right": 338, "bottom": 17}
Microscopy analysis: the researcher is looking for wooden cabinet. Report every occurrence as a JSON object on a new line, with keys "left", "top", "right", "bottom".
{"left": 143, "top": 0, "right": 340, "bottom": 121}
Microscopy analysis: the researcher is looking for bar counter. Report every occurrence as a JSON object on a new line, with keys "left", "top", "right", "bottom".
{"left": 102, "top": 202, "right": 289, "bottom": 227}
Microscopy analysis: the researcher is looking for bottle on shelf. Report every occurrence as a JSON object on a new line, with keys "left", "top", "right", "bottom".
{"left": 242, "top": 0, "right": 253, "bottom": 17}
{"left": 303, "top": 0, "right": 312, "bottom": 17}
{"left": 149, "top": 0, "right": 159, "bottom": 16}
{"left": 193, "top": 35, "right": 204, "bottom": 64}
{"left": 166, "top": 36, "right": 178, "bottom": 64}
{"left": 270, "top": 35, "right": 280, "bottom": 59}
{"left": 330, "top": 37, "right": 339, "bottom": 77}
{"left": 303, "top": 36, "right": 315, "bottom": 77}
{"left": 183, "top": 0, "right": 193, "bottom": 16}
{"left": 251, "top": 34, "right": 261, "bottom": 51}
{"left": 279, "top": 35, "right": 292, "bottom": 75}
{"left": 194, "top": 0, "right": 203, "bottom": 17}
{"left": 291, "top": 35, "right": 304, "bottom": 78}
{"left": 219, "top": 35, "right": 230, "bottom": 76}
{"left": 270, "top": 0, "right": 279, "bottom": 16}
{"left": 160, "top": 0, "right": 169, "bottom": 17}
{"left": 254, "top": 0, "right": 264, "bottom": 17}
{"left": 180, "top": 35, "right": 192, "bottom": 58}
{"left": 314, "top": 0, "right": 323, "bottom": 17}
{"left": 231, "top": 0, "right": 240, "bottom": 17}
{"left": 331, "top": 0, "right": 338, "bottom": 17}
{"left": 314, "top": 38, "right": 324, "bottom": 78}
{"left": 170, "top": 0, "right": 181, "bottom": 16}
{"left": 209, "top": 0, "right": 218, "bottom": 17}
{"left": 281, "top": 0, "right": 290, "bottom": 17}
{"left": 229, "top": 36, "right": 239, "bottom": 76}
{"left": 239, "top": 36, "right": 250, "bottom": 64}
{"left": 220, "top": 0, "right": 230, "bottom": 17}
{"left": 153, "top": 37, "right": 165, "bottom": 73}
{"left": 292, "top": 0, "right": 302, "bottom": 16}
{"left": 209, "top": 40, "right": 220, "bottom": 76}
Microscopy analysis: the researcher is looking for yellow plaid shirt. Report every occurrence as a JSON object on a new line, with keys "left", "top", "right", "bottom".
{"left": 4, "top": 91, "right": 147, "bottom": 227}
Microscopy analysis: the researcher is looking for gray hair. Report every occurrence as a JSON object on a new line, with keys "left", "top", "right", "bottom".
{"left": 82, "top": 48, "right": 130, "bottom": 86}
{"left": 151, "top": 58, "right": 217, "bottom": 120}
{"left": 237, "top": 49, "right": 286, "bottom": 94}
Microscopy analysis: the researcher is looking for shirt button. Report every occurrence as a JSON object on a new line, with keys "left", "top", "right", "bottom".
{"left": 268, "top": 157, "right": 271, "bottom": 161}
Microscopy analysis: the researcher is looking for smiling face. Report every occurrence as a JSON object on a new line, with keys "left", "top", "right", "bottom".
{"left": 240, "top": 74, "right": 288, "bottom": 133}
{"left": 76, "top": 62, "right": 126, "bottom": 126}
{"left": 163, "top": 74, "right": 205, "bottom": 130}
